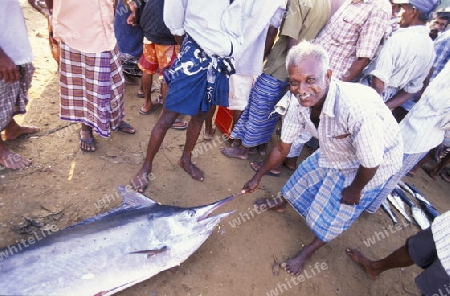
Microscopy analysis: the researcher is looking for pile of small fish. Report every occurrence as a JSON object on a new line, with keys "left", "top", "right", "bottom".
{"left": 381, "top": 181, "right": 440, "bottom": 229}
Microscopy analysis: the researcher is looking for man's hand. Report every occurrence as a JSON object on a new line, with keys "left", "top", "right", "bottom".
{"left": 127, "top": 12, "right": 136, "bottom": 26}
{"left": 340, "top": 185, "right": 362, "bottom": 206}
{"left": 0, "top": 51, "right": 19, "bottom": 83}
{"left": 241, "top": 177, "right": 260, "bottom": 194}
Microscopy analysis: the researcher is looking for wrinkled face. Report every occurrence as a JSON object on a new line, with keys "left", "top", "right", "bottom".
{"left": 288, "top": 58, "right": 331, "bottom": 108}
{"left": 430, "top": 17, "right": 449, "bottom": 32}
{"left": 397, "top": 4, "right": 416, "bottom": 27}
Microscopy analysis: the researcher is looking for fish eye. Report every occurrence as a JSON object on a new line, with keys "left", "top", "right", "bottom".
{"left": 187, "top": 209, "right": 196, "bottom": 217}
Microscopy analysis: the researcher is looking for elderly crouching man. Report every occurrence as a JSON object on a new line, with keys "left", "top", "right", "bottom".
{"left": 242, "top": 41, "right": 403, "bottom": 276}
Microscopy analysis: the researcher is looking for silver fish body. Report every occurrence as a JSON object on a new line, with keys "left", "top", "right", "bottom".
{"left": 381, "top": 199, "right": 400, "bottom": 226}
{"left": 387, "top": 193, "right": 412, "bottom": 225}
{"left": 393, "top": 187, "right": 430, "bottom": 230}
{"left": 0, "top": 187, "right": 237, "bottom": 296}
{"left": 402, "top": 182, "right": 440, "bottom": 220}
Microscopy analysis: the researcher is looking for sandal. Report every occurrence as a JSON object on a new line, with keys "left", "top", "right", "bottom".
{"left": 171, "top": 119, "right": 188, "bottom": 130}
{"left": 79, "top": 129, "right": 96, "bottom": 152}
{"left": 118, "top": 121, "right": 136, "bottom": 134}
{"left": 139, "top": 103, "right": 161, "bottom": 115}
{"left": 250, "top": 161, "right": 281, "bottom": 177}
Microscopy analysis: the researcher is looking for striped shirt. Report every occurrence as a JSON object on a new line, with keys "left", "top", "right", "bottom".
{"left": 400, "top": 61, "right": 450, "bottom": 154}
{"left": 281, "top": 80, "right": 403, "bottom": 190}
{"left": 432, "top": 30, "right": 450, "bottom": 79}
{"left": 366, "top": 25, "right": 435, "bottom": 96}
{"left": 432, "top": 210, "right": 450, "bottom": 276}
{"left": 314, "top": 0, "right": 391, "bottom": 80}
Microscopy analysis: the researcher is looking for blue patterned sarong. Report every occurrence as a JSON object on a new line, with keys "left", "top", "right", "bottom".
{"left": 164, "top": 35, "right": 235, "bottom": 116}
{"left": 282, "top": 151, "right": 383, "bottom": 242}
{"left": 230, "top": 73, "right": 287, "bottom": 147}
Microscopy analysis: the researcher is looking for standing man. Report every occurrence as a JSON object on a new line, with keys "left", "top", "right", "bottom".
{"left": 361, "top": 0, "right": 439, "bottom": 111}
{"left": 220, "top": 0, "right": 331, "bottom": 160}
{"left": 46, "top": 0, "right": 136, "bottom": 153}
{"left": 314, "top": 0, "right": 392, "bottom": 82}
{"left": 130, "top": 0, "right": 243, "bottom": 192}
{"left": 0, "top": 0, "right": 39, "bottom": 169}
{"left": 242, "top": 41, "right": 403, "bottom": 276}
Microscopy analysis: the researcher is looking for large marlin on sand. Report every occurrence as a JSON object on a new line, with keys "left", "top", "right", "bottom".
{"left": 0, "top": 186, "right": 241, "bottom": 296}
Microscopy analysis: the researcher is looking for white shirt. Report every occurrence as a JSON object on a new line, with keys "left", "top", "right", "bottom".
{"left": 164, "top": 0, "right": 243, "bottom": 57}
{"left": 281, "top": 80, "right": 403, "bottom": 190}
{"left": 432, "top": 210, "right": 450, "bottom": 276}
{"left": 367, "top": 25, "right": 435, "bottom": 97}
{"left": 0, "top": 0, "right": 33, "bottom": 64}
{"left": 234, "top": 0, "right": 286, "bottom": 76}
{"left": 400, "top": 61, "right": 450, "bottom": 154}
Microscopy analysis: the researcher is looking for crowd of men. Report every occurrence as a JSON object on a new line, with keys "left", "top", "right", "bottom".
{"left": 1, "top": 0, "right": 449, "bottom": 294}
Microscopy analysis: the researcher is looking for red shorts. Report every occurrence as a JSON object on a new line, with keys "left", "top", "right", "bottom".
{"left": 138, "top": 42, "right": 179, "bottom": 75}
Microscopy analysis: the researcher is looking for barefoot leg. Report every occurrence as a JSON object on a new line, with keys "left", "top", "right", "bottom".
{"left": 179, "top": 112, "right": 206, "bottom": 181}
{"left": 0, "top": 138, "right": 31, "bottom": 169}
{"left": 2, "top": 118, "right": 40, "bottom": 141}
{"left": 345, "top": 249, "right": 380, "bottom": 279}
{"left": 130, "top": 108, "right": 179, "bottom": 191}
{"left": 346, "top": 244, "right": 413, "bottom": 279}
{"left": 281, "top": 237, "right": 325, "bottom": 276}
{"left": 220, "top": 145, "right": 250, "bottom": 160}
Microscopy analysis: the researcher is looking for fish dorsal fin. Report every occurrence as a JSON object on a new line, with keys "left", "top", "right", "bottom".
{"left": 118, "top": 186, "right": 158, "bottom": 208}
{"left": 67, "top": 187, "right": 158, "bottom": 228}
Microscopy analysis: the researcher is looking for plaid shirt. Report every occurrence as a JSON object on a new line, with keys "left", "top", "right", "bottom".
{"left": 314, "top": 0, "right": 391, "bottom": 80}
{"left": 281, "top": 80, "right": 403, "bottom": 190}
{"left": 432, "top": 30, "right": 450, "bottom": 79}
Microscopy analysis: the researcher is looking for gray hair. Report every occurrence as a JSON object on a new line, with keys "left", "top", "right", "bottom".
{"left": 285, "top": 41, "right": 330, "bottom": 74}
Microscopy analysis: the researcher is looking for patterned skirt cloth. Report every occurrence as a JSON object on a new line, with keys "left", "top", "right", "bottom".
{"left": 0, "top": 63, "right": 34, "bottom": 130}
{"left": 230, "top": 73, "right": 287, "bottom": 147}
{"left": 59, "top": 43, "right": 125, "bottom": 138}
{"left": 282, "top": 151, "right": 383, "bottom": 242}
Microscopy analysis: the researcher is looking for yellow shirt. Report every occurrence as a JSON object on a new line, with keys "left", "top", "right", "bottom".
{"left": 52, "top": 0, "right": 116, "bottom": 53}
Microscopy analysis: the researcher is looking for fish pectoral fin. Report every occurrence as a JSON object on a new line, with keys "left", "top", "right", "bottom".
{"left": 129, "top": 246, "right": 169, "bottom": 257}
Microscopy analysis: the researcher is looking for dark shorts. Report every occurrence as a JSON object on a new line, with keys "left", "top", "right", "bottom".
{"left": 408, "top": 228, "right": 450, "bottom": 295}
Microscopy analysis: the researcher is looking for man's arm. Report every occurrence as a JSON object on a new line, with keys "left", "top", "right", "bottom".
{"left": 0, "top": 47, "right": 19, "bottom": 83}
{"left": 342, "top": 57, "right": 370, "bottom": 82}
{"left": 341, "top": 165, "right": 379, "bottom": 205}
{"left": 242, "top": 140, "right": 291, "bottom": 193}
{"left": 385, "top": 89, "right": 416, "bottom": 110}
{"left": 263, "top": 25, "right": 278, "bottom": 59}
{"left": 370, "top": 76, "right": 385, "bottom": 95}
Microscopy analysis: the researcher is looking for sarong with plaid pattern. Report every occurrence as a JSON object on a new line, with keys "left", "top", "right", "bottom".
{"left": 59, "top": 43, "right": 124, "bottom": 138}
{"left": 282, "top": 150, "right": 384, "bottom": 242}
{"left": 0, "top": 63, "right": 34, "bottom": 130}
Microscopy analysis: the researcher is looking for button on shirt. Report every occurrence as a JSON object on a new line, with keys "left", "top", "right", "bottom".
{"left": 400, "top": 61, "right": 450, "bottom": 154}
{"left": 367, "top": 25, "right": 435, "bottom": 96}
{"left": 52, "top": 0, "right": 116, "bottom": 53}
{"left": 281, "top": 80, "right": 403, "bottom": 190}
{"left": 164, "top": 0, "right": 243, "bottom": 57}
{"left": 314, "top": 0, "right": 391, "bottom": 80}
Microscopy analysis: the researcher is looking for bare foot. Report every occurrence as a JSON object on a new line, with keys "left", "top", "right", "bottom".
{"left": 178, "top": 160, "right": 205, "bottom": 181}
{"left": 254, "top": 197, "right": 287, "bottom": 212}
{"left": 422, "top": 165, "right": 438, "bottom": 180}
{"left": 257, "top": 143, "right": 267, "bottom": 156}
{"left": 220, "top": 146, "right": 249, "bottom": 160}
{"left": 346, "top": 248, "right": 379, "bottom": 280}
{"left": 130, "top": 169, "right": 152, "bottom": 193}
{"left": 284, "top": 157, "right": 298, "bottom": 170}
{"left": 204, "top": 127, "right": 216, "bottom": 141}
{"left": 2, "top": 125, "right": 40, "bottom": 141}
{"left": 280, "top": 249, "right": 311, "bottom": 276}
{"left": 0, "top": 150, "right": 32, "bottom": 169}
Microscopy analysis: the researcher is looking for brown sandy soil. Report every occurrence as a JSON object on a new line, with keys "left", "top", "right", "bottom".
{"left": 1, "top": 4, "right": 450, "bottom": 296}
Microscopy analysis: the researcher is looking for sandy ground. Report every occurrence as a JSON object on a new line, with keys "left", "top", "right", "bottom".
{"left": 1, "top": 3, "right": 450, "bottom": 296}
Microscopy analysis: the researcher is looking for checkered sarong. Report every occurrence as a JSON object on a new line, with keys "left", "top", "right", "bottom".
{"left": 59, "top": 43, "right": 125, "bottom": 138}
{"left": 0, "top": 63, "right": 34, "bottom": 130}
{"left": 282, "top": 151, "right": 383, "bottom": 242}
